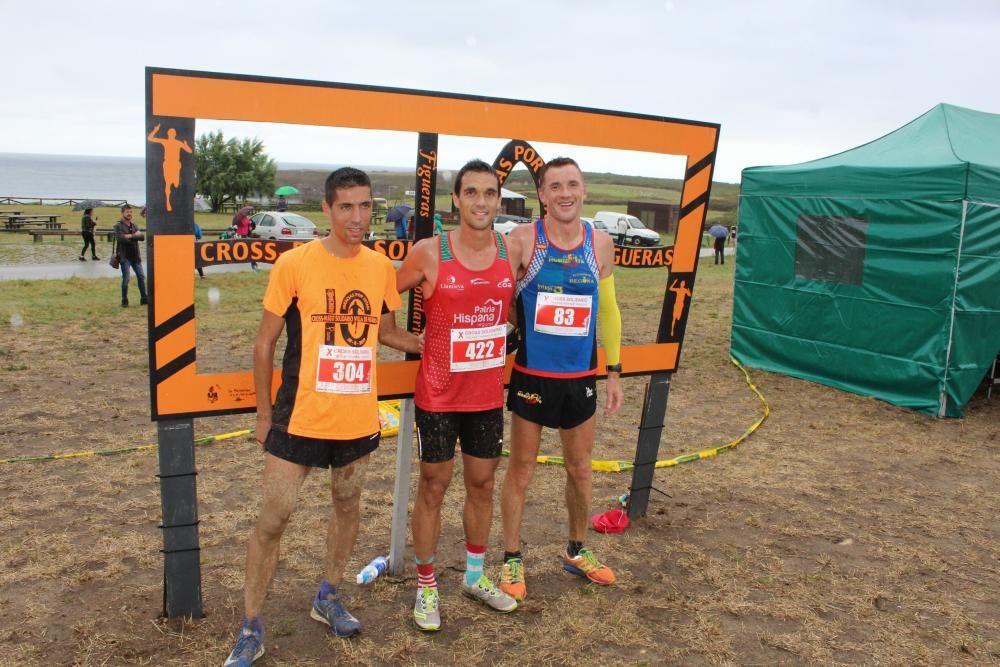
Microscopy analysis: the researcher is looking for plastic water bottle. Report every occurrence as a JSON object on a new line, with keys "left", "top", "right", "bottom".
{"left": 356, "top": 555, "right": 389, "bottom": 584}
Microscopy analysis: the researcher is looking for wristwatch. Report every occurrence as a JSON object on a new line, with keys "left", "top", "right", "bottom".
{"left": 606, "top": 363, "right": 622, "bottom": 374}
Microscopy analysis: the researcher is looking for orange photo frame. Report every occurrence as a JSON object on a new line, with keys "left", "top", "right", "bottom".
{"left": 145, "top": 68, "right": 720, "bottom": 420}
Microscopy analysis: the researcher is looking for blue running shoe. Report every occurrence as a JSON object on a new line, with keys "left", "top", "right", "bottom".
{"left": 310, "top": 584, "right": 362, "bottom": 638}
{"left": 223, "top": 617, "right": 264, "bottom": 666}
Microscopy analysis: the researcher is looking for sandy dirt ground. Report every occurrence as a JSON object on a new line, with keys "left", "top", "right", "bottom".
{"left": 1, "top": 261, "right": 997, "bottom": 666}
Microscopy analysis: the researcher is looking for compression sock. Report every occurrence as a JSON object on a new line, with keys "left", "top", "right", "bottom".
{"left": 464, "top": 543, "right": 486, "bottom": 586}
{"left": 567, "top": 541, "right": 584, "bottom": 558}
{"left": 415, "top": 556, "right": 437, "bottom": 589}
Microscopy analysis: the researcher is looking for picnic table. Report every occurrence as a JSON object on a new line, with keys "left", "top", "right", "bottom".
{"left": 1, "top": 214, "right": 62, "bottom": 230}
{"left": 220, "top": 202, "right": 254, "bottom": 215}
{"left": 0, "top": 210, "right": 23, "bottom": 216}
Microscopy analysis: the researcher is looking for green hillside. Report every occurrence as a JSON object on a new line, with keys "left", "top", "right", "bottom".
{"left": 277, "top": 168, "right": 740, "bottom": 224}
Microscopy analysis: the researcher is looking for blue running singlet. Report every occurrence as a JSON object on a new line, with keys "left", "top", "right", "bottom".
{"left": 513, "top": 220, "right": 601, "bottom": 378}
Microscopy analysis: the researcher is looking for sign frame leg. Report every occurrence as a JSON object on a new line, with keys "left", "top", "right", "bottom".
{"left": 627, "top": 372, "right": 671, "bottom": 519}
{"left": 157, "top": 418, "right": 203, "bottom": 618}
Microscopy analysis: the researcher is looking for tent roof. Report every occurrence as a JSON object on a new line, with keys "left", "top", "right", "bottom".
{"left": 741, "top": 104, "right": 1000, "bottom": 203}
{"left": 501, "top": 187, "right": 526, "bottom": 200}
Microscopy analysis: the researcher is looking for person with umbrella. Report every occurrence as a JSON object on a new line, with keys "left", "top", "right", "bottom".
{"left": 275, "top": 185, "right": 298, "bottom": 212}
{"left": 708, "top": 223, "right": 729, "bottom": 265}
{"left": 386, "top": 203, "right": 412, "bottom": 240}
{"left": 233, "top": 206, "right": 258, "bottom": 271}
{"left": 78, "top": 207, "right": 99, "bottom": 261}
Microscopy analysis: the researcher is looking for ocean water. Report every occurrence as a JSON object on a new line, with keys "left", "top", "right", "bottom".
{"left": 0, "top": 153, "right": 408, "bottom": 206}
{"left": 0, "top": 153, "right": 147, "bottom": 204}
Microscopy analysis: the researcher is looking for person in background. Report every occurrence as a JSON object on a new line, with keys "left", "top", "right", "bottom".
{"left": 79, "top": 208, "right": 99, "bottom": 261}
{"left": 395, "top": 214, "right": 408, "bottom": 241}
{"left": 112, "top": 204, "right": 147, "bottom": 307}
{"left": 236, "top": 212, "right": 259, "bottom": 272}
{"left": 714, "top": 231, "right": 726, "bottom": 265}
{"left": 224, "top": 167, "right": 422, "bottom": 667}
{"left": 194, "top": 221, "right": 204, "bottom": 278}
{"left": 433, "top": 212, "right": 443, "bottom": 236}
{"left": 276, "top": 195, "right": 288, "bottom": 212}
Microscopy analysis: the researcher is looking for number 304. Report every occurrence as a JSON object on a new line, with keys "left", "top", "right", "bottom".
{"left": 332, "top": 361, "right": 365, "bottom": 382}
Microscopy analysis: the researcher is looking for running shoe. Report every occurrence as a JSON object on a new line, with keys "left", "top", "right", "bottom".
{"left": 413, "top": 585, "right": 441, "bottom": 632}
{"left": 500, "top": 557, "right": 527, "bottom": 601}
{"left": 223, "top": 617, "right": 264, "bottom": 666}
{"left": 461, "top": 575, "right": 517, "bottom": 612}
{"left": 562, "top": 547, "right": 616, "bottom": 585}
{"left": 310, "top": 586, "right": 361, "bottom": 638}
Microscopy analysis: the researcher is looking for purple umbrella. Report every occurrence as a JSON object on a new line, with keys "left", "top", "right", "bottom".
{"left": 232, "top": 206, "right": 253, "bottom": 227}
{"left": 385, "top": 204, "right": 412, "bottom": 223}
{"left": 708, "top": 224, "right": 730, "bottom": 238}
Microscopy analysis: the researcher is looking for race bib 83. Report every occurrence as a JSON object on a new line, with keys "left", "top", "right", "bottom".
{"left": 533, "top": 293, "right": 592, "bottom": 336}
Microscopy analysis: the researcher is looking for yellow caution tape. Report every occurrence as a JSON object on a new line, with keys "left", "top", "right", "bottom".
{"left": 3, "top": 363, "right": 766, "bottom": 469}
{"left": 505, "top": 357, "right": 770, "bottom": 472}
{"left": 1, "top": 401, "right": 406, "bottom": 466}
{"left": 0, "top": 428, "right": 254, "bottom": 465}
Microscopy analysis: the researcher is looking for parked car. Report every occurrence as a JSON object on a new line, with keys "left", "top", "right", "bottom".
{"left": 582, "top": 217, "right": 611, "bottom": 235}
{"left": 492, "top": 213, "right": 532, "bottom": 235}
{"left": 249, "top": 211, "right": 319, "bottom": 240}
{"left": 593, "top": 211, "right": 660, "bottom": 246}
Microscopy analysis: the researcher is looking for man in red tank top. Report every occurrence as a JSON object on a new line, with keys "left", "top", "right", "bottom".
{"left": 396, "top": 160, "right": 525, "bottom": 631}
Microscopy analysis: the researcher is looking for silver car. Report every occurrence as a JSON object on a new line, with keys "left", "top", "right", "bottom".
{"left": 493, "top": 214, "right": 532, "bottom": 235}
{"left": 250, "top": 211, "right": 319, "bottom": 240}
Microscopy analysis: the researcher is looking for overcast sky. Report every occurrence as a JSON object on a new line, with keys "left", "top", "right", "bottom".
{"left": 3, "top": 0, "right": 999, "bottom": 183}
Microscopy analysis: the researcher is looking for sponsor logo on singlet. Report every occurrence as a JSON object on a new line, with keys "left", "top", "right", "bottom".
{"left": 310, "top": 288, "right": 378, "bottom": 347}
{"left": 516, "top": 390, "right": 542, "bottom": 405}
{"left": 440, "top": 274, "right": 465, "bottom": 291}
{"left": 453, "top": 298, "right": 503, "bottom": 327}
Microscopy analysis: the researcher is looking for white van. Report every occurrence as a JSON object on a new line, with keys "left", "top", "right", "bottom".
{"left": 593, "top": 211, "right": 661, "bottom": 246}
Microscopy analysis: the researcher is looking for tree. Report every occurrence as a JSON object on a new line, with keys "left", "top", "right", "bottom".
{"left": 194, "top": 131, "right": 277, "bottom": 212}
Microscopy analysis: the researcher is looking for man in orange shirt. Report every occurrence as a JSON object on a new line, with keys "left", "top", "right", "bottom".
{"left": 225, "top": 167, "right": 421, "bottom": 667}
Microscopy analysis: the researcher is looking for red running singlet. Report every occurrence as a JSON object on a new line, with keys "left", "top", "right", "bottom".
{"left": 414, "top": 231, "right": 514, "bottom": 412}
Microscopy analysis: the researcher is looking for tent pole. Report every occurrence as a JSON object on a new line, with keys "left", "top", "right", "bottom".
{"left": 939, "top": 199, "right": 969, "bottom": 417}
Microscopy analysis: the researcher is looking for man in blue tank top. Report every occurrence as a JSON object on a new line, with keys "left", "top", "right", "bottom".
{"left": 500, "top": 157, "right": 624, "bottom": 601}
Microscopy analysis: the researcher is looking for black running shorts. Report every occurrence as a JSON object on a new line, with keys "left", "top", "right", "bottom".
{"left": 506, "top": 368, "right": 597, "bottom": 430}
{"left": 265, "top": 428, "right": 379, "bottom": 469}
{"left": 414, "top": 407, "right": 504, "bottom": 464}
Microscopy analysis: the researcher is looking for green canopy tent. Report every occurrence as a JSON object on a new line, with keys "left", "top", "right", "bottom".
{"left": 732, "top": 103, "right": 1000, "bottom": 417}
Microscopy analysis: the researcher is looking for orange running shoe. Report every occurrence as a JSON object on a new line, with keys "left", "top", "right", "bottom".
{"left": 562, "top": 547, "right": 616, "bottom": 585}
{"left": 500, "top": 557, "right": 527, "bottom": 601}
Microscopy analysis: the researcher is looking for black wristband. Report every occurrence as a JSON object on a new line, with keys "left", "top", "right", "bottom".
{"left": 606, "top": 363, "right": 622, "bottom": 374}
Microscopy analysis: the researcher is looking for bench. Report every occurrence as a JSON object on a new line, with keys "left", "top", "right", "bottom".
{"left": 220, "top": 203, "right": 255, "bottom": 215}
{"left": 2, "top": 214, "right": 62, "bottom": 229}
{"left": 29, "top": 229, "right": 115, "bottom": 243}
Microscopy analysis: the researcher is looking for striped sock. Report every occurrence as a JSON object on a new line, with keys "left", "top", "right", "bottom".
{"left": 464, "top": 543, "right": 486, "bottom": 586}
{"left": 415, "top": 557, "right": 437, "bottom": 589}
